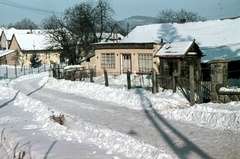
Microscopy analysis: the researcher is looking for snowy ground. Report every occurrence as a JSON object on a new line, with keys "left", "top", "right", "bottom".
{"left": 0, "top": 70, "right": 240, "bottom": 159}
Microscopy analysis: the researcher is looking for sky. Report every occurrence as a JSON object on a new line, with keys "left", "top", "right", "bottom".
{"left": 0, "top": 0, "right": 240, "bottom": 26}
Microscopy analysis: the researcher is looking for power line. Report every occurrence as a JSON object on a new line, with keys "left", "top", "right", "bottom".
{"left": 0, "top": 0, "right": 63, "bottom": 15}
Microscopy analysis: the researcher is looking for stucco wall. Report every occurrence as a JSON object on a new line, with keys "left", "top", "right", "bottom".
{"left": 6, "top": 51, "right": 17, "bottom": 65}
{"left": 8, "top": 35, "right": 60, "bottom": 66}
{"left": 94, "top": 43, "right": 161, "bottom": 76}
{"left": 0, "top": 33, "right": 8, "bottom": 49}
{"left": 81, "top": 56, "right": 96, "bottom": 70}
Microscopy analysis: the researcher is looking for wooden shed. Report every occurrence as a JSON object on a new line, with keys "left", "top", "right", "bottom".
{"left": 155, "top": 40, "right": 203, "bottom": 105}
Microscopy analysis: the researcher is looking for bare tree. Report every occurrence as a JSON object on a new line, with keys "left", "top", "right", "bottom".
{"left": 42, "top": 0, "right": 117, "bottom": 65}
{"left": 93, "top": 0, "right": 115, "bottom": 42}
{"left": 177, "top": 9, "right": 205, "bottom": 22}
{"left": 10, "top": 18, "right": 39, "bottom": 29}
{"left": 156, "top": 9, "right": 177, "bottom": 23}
{"left": 156, "top": 9, "right": 205, "bottom": 23}
{"left": 43, "top": 15, "right": 79, "bottom": 65}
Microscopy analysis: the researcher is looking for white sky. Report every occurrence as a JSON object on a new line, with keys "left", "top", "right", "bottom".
{"left": 0, "top": 0, "right": 239, "bottom": 25}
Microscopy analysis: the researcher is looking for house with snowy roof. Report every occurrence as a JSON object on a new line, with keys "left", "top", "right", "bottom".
{"left": 0, "top": 28, "right": 60, "bottom": 66}
{"left": 90, "top": 42, "right": 162, "bottom": 76}
{"left": 121, "top": 17, "right": 240, "bottom": 78}
{"left": 0, "top": 28, "right": 43, "bottom": 50}
{"left": 80, "top": 18, "right": 240, "bottom": 77}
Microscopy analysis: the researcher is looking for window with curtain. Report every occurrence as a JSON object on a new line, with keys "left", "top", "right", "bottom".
{"left": 101, "top": 53, "right": 115, "bottom": 69}
{"left": 138, "top": 54, "right": 153, "bottom": 73}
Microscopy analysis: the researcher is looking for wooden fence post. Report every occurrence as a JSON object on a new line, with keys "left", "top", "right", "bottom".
{"left": 152, "top": 68, "right": 158, "bottom": 94}
{"left": 70, "top": 70, "right": 75, "bottom": 81}
{"left": 52, "top": 63, "right": 57, "bottom": 78}
{"left": 5, "top": 66, "right": 8, "bottom": 79}
{"left": 172, "top": 71, "right": 177, "bottom": 93}
{"left": 104, "top": 69, "right": 109, "bottom": 87}
{"left": 127, "top": 71, "right": 131, "bottom": 89}
{"left": 90, "top": 69, "right": 94, "bottom": 83}
{"left": 189, "top": 62, "right": 195, "bottom": 106}
{"left": 57, "top": 64, "right": 60, "bottom": 79}
{"left": 15, "top": 64, "right": 17, "bottom": 78}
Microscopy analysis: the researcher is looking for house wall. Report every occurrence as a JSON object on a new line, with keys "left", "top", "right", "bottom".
{"left": 8, "top": 35, "right": 60, "bottom": 66}
{"left": 0, "top": 56, "right": 6, "bottom": 65}
{"left": 6, "top": 51, "right": 17, "bottom": 65}
{"left": 20, "top": 51, "right": 60, "bottom": 66}
{"left": 81, "top": 56, "right": 96, "bottom": 70}
{"left": 0, "top": 32, "right": 8, "bottom": 50}
{"left": 94, "top": 44, "right": 161, "bottom": 76}
{"left": 37, "top": 51, "right": 60, "bottom": 64}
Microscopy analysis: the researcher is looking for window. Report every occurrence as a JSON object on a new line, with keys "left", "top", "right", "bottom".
{"left": 101, "top": 53, "right": 115, "bottom": 69}
{"left": 138, "top": 54, "right": 153, "bottom": 73}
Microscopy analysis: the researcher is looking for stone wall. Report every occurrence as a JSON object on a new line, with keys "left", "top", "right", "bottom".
{"left": 208, "top": 59, "right": 230, "bottom": 102}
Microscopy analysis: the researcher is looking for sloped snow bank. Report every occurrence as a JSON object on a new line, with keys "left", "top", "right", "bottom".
{"left": 163, "top": 102, "right": 240, "bottom": 132}
{"left": 11, "top": 89, "right": 172, "bottom": 159}
{"left": 42, "top": 75, "right": 240, "bottom": 132}
{"left": 44, "top": 77, "right": 188, "bottom": 111}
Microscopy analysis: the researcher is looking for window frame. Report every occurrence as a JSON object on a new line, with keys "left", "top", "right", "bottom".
{"left": 138, "top": 53, "right": 153, "bottom": 73}
{"left": 101, "top": 53, "right": 115, "bottom": 69}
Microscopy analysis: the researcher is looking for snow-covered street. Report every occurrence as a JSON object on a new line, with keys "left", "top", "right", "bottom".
{"left": 1, "top": 72, "right": 240, "bottom": 158}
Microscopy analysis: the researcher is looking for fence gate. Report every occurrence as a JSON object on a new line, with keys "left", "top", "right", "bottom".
{"left": 157, "top": 75, "right": 211, "bottom": 103}
{"left": 197, "top": 81, "right": 211, "bottom": 103}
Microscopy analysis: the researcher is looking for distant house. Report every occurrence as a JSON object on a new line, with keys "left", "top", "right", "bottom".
{"left": 0, "top": 28, "right": 43, "bottom": 50}
{"left": 0, "top": 28, "right": 61, "bottom": 66}
{"left": 81, "top": 42, "right": 162, "bottom": 76}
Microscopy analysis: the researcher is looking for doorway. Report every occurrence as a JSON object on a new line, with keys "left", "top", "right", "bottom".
{"left": 122, "top": 54, "right": 131, "bottom": 73}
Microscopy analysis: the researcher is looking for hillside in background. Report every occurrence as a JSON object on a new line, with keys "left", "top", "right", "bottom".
{"left": 118, "top": 16, "right": 157, "bottom": 35}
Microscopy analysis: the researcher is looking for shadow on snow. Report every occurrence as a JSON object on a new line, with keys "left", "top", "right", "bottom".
{"left": 135, "top": 89, "right": 213, "bottom": 159}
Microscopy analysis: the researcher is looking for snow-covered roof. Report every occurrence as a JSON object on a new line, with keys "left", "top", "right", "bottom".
{"left": 0, "top": 28, "right": 52, "bottom": 51}
{"left": 15, "top": 34, "right": 46, "bottom": 50}
{"left": 64, "top": 65, "right": 83, "bottom": 70}
{"left": 14, "top": 33, "right": 51, "bottom": 51}
{"left": 96, "top": 32, "right": 124, "bottom": 43}
{"left": 0, "top": 49, "right": 15, "bottom": 57}
{"left": 3, "top": 28, "right": 43, "bottom": 40}
{"left": 155, "top": 41, "right": 194, "bottom": 58}
{"left": 122, "top": 18, "right": 240, "bottom": 62}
